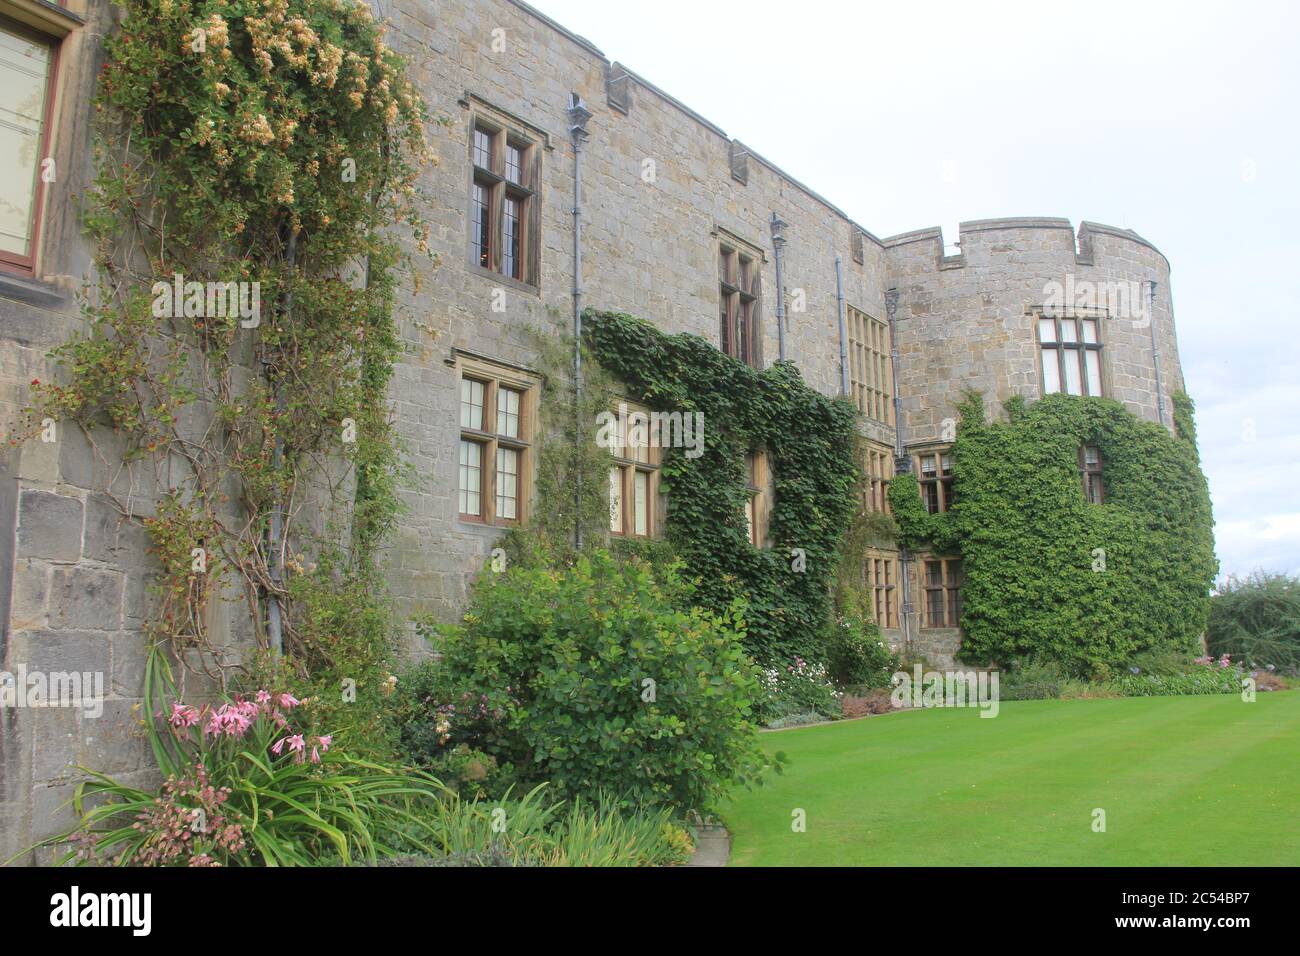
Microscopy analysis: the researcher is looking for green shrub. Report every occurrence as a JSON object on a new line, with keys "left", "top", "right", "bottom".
{"left": 826, "top": 614, "right": 899, "bottom": 688}
{"left": 1207, "top": 572, "right": 1300, "bottom": 675}
{"left": 389, "top": 656, "right": 519, "bottom": 798}
{"left": 399, "top": 552, "right": 768, "bottom": 813}
{"left": 246, "top": 557, "right": 401, "bottom": 762}
{"left": 753, "top": 656, "right": 840, "bottom": 724}
{"left": 1115, "top": 660, "right": 1243, "bottom": 697}
{"left": 1001, "top": 659, "right": 1063, "bottom": 701}
{"left": 1126, "top": 648, "right": 1197, "bottom": 677}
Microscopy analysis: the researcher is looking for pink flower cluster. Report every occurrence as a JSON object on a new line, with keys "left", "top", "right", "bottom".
{"left": 271, "top": 732, "right": 333, "bottom": 764}
{"left": 1194, "top": 653, "right": 1234, "bottom": 669}
{"left": 166, "top": 691, "right": 303, "bottom": 740}
{"left": 161, "top": 690, "right": 331, "bottom": 763}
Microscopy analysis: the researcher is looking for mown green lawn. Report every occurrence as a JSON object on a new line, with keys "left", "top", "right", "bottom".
{"left": 723, "top": 691, "right": 1300, "bottom": 865}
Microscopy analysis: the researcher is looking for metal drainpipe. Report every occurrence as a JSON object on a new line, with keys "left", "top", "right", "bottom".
{"left": 568, "top": 94, "right": 592, "bottom": 550}
{"left": 1148, "top": 279, "right": 1167, "bottom": 429}
{"left": 835, "top": 255, "right": 849, "bottom": 397}
{"left": 885, "top": 288, "right": 913, "bottom": 655}
{"left": 770, "top": 213, "right": 787, "bottom": 363}
{"left": 266, "top": 227, "right": 297, "bottom": 658}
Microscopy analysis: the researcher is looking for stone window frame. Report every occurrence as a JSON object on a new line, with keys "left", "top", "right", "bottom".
{"left": 864, "top": 440, "right": 893, "bottom": 514}
{"left": 1079, "top": 444, "right": 1105, "bottom": 504}
{"left": 0, "top": 5, "right": 74, "bottom": 276}
{"left": 1035, "top": 310, "right": 1105, "bottom": 398}
{"left": 455, "top": 354, "right": 538, "bottom": 527}
{"left": 607, "top": 400, "right": 663, "bottom": 539}
{"left": 715, "top": 227, "right": 764, "bottom": 367}
{"left": 866, "top": 549, "right": 898, "bottom": 629}
{"left": 922, "top": 556, "right": 964, "bottom": 629}
{"left": 914, "top": 446, "right": 954, "bottom": 515}
{"left": 847, "top": 305, "right": 893, "bottom": 424}
{"left": 464, "top": 100, "right": 543, "bottom": 292}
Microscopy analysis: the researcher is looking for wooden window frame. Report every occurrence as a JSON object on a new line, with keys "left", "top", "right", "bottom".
{"left": 866, "top": 551, "right": 898, "bottom": 629}
{"left": 467, "top": 114, "right": 540, "bottom": 289}
{"left": 607, "top": 401, "right": 662, "bottom": 539}
{"left": 864, "top": 441, "right": 893, "bottom": 514}
{"left": 915, "top": 448, "right": 954, "bottom": 514}
{"left": 456, "top": 357, "right": 536, "bottom": 527}
{"left": 1036, "top": 312, "right": 1104, "bottom": 398}
{"left": 0, "top": 12, "right": 63, "bottom": 276}
{"left": 718, "top": 241, "right": 761, "bottom": 367}
{"left": 847, "top": 306, "right": 894, "bottom": 424}
{"left": 922, "top": 557, "right": 964, "bottom": 629}
{"left": 1079, "top": 444, "right": 1105, "bottom": 504}
{"left": 744, "top": 450, "right": 771, "bottom": 547}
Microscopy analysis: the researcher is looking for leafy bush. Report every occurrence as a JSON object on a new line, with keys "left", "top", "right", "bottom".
{"left": 1208, "top": 572, "right": 1300, "bottom": 675}
{"left": 1059, "top": 679, "right": 1121, "bottom": 700}
{"left": 244, "top": 558, "right": 401, "bottom": 762}
{"left": 1114, "top": 658, "right": 1243, "bottom": 697}
{"left": 826, "top": 614, "right": 899, "bottom": 688}
{"left": 1001, "top": 660, "right": 1064, "bottom": 701}
{"left": 753, "top": 656, "right": 840, "bottom": 725}
{"left": 41, "top": 648, "right": 446, "bottom": 866}
{"left": 1251, "top": 670, "right": 1288, "bottom": 692}
{"left": 1126, "top": 648, "right": 1198, "bottom": 677}
{"left": 390, "top": 658, "right": 518, "bottom": 799}
{"left": 841, "top": 688, "right": 896, "bottom": 718}
{"left": 398, "top": 552, "right": 767, "bottom": 813}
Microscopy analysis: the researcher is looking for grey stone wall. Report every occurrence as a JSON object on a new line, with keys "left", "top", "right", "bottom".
{"left": 883, "top": 217, "right": 1182, "bottom": 447}
{"left": 0, "top": 0, "right": 1189, "bottom": 860}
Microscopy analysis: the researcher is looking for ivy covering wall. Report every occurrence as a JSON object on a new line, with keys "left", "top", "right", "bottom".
{"left": 889, "top": 391, "right": 1217, "bottom": 676}
{"left": 582, "top": 310, "right": 860, "bottom": 665}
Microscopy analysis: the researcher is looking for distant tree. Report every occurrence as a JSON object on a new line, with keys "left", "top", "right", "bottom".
{"left": 1207, "top": 571, "right": 1300, "bottom": 674}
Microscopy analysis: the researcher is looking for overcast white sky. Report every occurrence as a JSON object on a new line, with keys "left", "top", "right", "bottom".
{"left": 524, "top": 0, "right": 1300, "bottom": 582}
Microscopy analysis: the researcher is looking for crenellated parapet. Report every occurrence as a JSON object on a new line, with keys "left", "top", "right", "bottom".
{"left": 882, "top": 217, "right": 1182, "bottom": 446}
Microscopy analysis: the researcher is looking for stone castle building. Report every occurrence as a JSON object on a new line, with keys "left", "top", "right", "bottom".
{"left": 0, "top": 0, "right": 1185, "bottom": 858}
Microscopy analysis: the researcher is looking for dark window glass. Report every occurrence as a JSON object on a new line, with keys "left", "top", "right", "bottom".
{"left": 927, "top": 589, "right": 946, "bottom": 626}
{"left": 472, "top": 181, "right": 491, "bottom": 268}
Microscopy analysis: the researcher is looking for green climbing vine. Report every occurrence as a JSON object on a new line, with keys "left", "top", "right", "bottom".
{"left": 17, "top": 0, "right": 433, "bottom": 711}
{"left": 889, "top": 390, "right": 1217, "bottom": 676}
{"left": 581, "top": 309, "right": 861, "bottom": 665}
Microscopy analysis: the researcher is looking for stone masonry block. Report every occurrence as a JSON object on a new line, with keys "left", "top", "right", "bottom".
{"left": 50, "top": 566, "right": 124, "bottom": 631}
{"left": 16, "top": 490, "right": 83, "bottom": 562}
